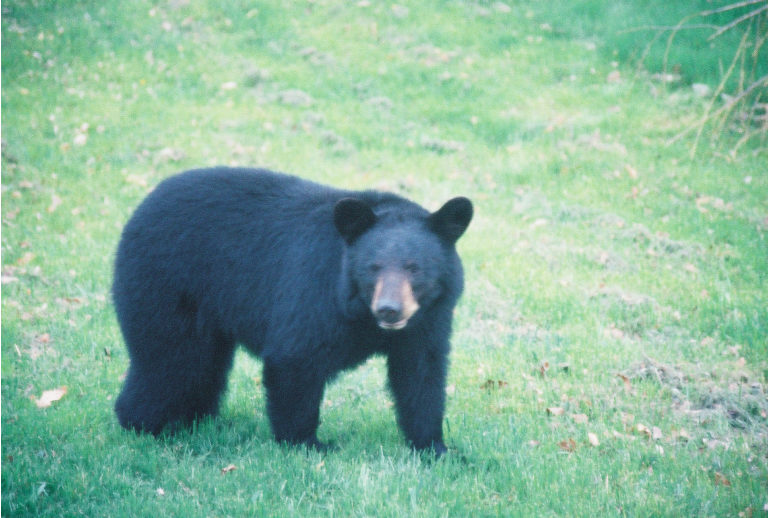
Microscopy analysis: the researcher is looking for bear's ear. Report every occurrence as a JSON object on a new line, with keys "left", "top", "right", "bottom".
{"left": 428, "top": 196, "right": 473, "bottom": 243}
{"left": 334, "top": 198, "right": 376, "bottom": 244}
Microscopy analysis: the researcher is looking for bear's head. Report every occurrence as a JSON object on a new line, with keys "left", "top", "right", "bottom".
{"left": 334, "top": 196, "right": 473, "bottom": 331}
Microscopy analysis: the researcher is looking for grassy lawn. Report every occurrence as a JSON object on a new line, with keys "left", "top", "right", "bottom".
{"left": 2, "top": 0, "right": 766, "bottom": 516}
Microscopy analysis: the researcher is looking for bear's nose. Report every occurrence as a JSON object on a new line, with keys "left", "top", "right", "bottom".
{"left": 375, "top": 304, "right": 402, "bottom": 324}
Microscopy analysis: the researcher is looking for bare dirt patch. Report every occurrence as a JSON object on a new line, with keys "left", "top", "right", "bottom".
{"left": 623, "top": 356, "right": 768, "bottom": 445}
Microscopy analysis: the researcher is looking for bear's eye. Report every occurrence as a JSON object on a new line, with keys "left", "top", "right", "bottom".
{"left": 404, "top": 262, "right": 420, "bottom": 274}
{"left": 368, "top": 263, "right": 383, "bottom": 273}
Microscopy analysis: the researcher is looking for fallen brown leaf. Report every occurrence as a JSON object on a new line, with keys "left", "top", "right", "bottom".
{"left": 616, "top": 373, "right": 631, "bottom": 391}
{"left": 683, "top": 263, "right": 699, "bottom": 274}
{"left": 572, "top": 413, "right": 589, "bottom": 424}
{"left": 47, "top": 194, "right": 63, "bottom": 213}
{"left": 714, "top": 471, "right": 731, "bottom": 487}
{"left": 16, "top": 252, "right": 35, "bottom": 266}
{"left": 546, "top": 407, "right": 565, "bottom": 416}
{"left": 221, "top": 464, "right": 237, "bottom": 474}
{"left": 35, "top": 387, "right": 67, "bottom": 408}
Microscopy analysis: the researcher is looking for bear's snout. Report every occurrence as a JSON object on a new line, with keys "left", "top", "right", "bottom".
{"left": 370, "top": 272, "right": 420, "bottom": 330}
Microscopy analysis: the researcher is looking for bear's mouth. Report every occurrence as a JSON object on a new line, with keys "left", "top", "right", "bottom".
{"left": 377, "top": 318, "right": 408, "bottom": 331}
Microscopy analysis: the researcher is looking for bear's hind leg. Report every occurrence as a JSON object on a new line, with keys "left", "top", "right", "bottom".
{"left": 115, "top": 331, "right": 236, "bottom": 435}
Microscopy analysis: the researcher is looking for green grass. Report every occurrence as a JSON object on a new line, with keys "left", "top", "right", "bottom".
{"left": 2, "top": 0, "right": 767, "bottom": 516}
{"left": 529, "top": 0, "right": 768, "bottom": 86}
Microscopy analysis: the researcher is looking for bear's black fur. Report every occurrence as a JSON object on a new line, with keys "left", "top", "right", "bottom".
{"left": 113, "top": 167, "right": 472, "bottom": 455}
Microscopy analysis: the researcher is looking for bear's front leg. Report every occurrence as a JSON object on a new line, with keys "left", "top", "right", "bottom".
{"left": 262, "top": 359, "right": 327, "bottom": 450}
{"left": 387, "top": 339, "right": 449, "bottom": 456}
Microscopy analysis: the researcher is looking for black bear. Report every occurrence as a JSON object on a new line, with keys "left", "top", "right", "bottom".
{"left": 113, "top": 167, "right": 472, "bottom": 455}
